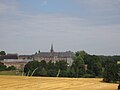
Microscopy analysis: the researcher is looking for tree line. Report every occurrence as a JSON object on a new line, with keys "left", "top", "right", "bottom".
{"left": 24, "top": 51, "right": 120, "bottom": 83}
{"left": 0, "top": 50, "right": 119, "bottom": 82}
{"left": 0, "top": 62, "right": 16, "bottom": 71}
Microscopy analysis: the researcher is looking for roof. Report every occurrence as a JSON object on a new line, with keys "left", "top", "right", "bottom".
{"left": 19, "top": 55, "right": 32, "bottom": 57}
{"left": 34, "top": 51, "right": 74, "bottom": 58}
{"left": 0, "top": 54, "right": 18, "bottom": 60}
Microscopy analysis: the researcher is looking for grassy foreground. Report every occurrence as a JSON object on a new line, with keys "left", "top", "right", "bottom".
{"left": 0, "top": 71, "right": 21, "bottom": 76}
{"left": 0, "top": 76, "right": 118, "bottom": 90}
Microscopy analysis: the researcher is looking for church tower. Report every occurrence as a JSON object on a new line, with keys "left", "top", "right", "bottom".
{"left": 50, "top": 44, "right": 54, "bottom": 53}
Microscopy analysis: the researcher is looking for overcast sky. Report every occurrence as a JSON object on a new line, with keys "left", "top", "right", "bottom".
{"left": 0, "top": 0, "right": 120, "bottom": 55}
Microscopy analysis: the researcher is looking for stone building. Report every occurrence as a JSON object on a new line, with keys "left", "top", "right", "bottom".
{"left": 0, "top": 53, "right": 32, "bottom": 69}
{"left": 1, "top": 59, "right": 32, "bottom": 69}
{"left": 33, "top": 44, "right": 74, "bottom": 66}
{"left": 18, "top": 55, "right": 33, "bottom": 60}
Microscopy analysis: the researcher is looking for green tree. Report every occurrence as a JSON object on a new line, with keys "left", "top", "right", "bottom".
{"left": 76, "top": 51, "right": 88, "bottom": 59}
{"left": 24, "top": 61, "right": 39, "bottom": 76}
{"left": 55, "top": 60, "right": 68, "bottom": 71}
{"left": 0, "top": 62, "right": 7, "bottom": 71}
{"left": 6, "top": 66, "right": 16, "bottom": 71}
{"left": 84, "top": 55, "right": 102, "bottom": 77}
{"left": 103, "top": 59, "right": 119, "bottom": 82}
{"left": 39, "top": 67, "right": 47, "bottom": 76}
{"left": 47, "top": 69, "right": 57, "bottom": 77}
{"left": 47, "top": 61, "right": 57, "bottom": 77}
{"left": 55, "top": 60, "right": 68, "bottom": 77}
{"left": 68, "top": 67, "right": 75, "bottom": 77}
{"left": 47, "top": 61, "right": 55, "bottom": 70}
{"left": 39, "top": 60, "right": 47, "bottom": 69}
{"left": 72, "top": 55, "right": 85, "bottom": 77}
{"left": 0, "top": 51, "right": 6, "bottom": 55}
{"left": 118, "top": 63, "right": 120, "bottom": 80}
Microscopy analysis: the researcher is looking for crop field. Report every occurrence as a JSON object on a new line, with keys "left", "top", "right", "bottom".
{"left": 0, "top": 76, "right": 118, "bottom": 90}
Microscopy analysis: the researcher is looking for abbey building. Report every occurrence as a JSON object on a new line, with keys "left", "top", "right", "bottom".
{"left": 33, "top": 44, "right": 74, "bottom": 66}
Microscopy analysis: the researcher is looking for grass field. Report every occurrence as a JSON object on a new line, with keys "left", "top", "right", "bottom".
{"left": 0, "top": 76, "right": 118, "bottom": 90}
{"left": 0, "top": 71, "right": 22, "bottom": 76}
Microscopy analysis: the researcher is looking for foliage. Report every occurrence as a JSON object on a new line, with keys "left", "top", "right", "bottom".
{"left": 84, "top": 55, "right": 102, "bottom": 77}
{"left": 24, "top": 61, "right": 39, "bottom": 76}
{"left": 23, "top": 50, "right": 120, "bottom": 83}
{"left": 24, "top": 60, "right": 68, "bottom": 76}
{"left": 0, "top": 62, "right": 7, "bottom": 71}
{"left": 55, "top": 61, "right": 68, "bottom": 71}
{"left": 0, "top": 51, "right": 6, "bottom": 55}
{"left": 72, "top": 55, "right": 85, "bottom": 77}
{"left": 75, "top": 50, "right": 87, "bottom": 59}
{"left": 6, "top": 66, "right": 16, "bottom": 71}
{"left": 103, "top": 59, "right": 119, "bottom": 83}
{"left": 38, "top": 67, "right": 47, "bottom": 76}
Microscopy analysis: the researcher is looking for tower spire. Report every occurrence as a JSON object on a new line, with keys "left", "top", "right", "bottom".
{"left": 50, "top": 44, "right": 54, "bottom": 53}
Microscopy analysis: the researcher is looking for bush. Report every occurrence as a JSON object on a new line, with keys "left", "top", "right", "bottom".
{"left": 6, "top": 66, "right": 16, "bottom": 71}
{"left": 0, "top": 62, "right": 7, "bottom": 71}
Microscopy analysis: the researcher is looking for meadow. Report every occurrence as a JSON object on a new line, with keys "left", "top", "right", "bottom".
{"left": 0, "top": 71, "right": 21, "bottom": 76}
{"left": 0, "top": 76, "right": 118, "bottom": 90}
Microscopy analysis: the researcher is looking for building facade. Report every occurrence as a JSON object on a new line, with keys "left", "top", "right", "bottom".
{"left": 1, "top": 59, "right": 32, "bottom": 69}
{"left": 18, "top": 55, "right": 33, "bottom": 60}
{"left": 0, "top": 54, "right": 33, "bottom": 69}
{"left": 33, "top": 45, "right": 74, "bottom": 66}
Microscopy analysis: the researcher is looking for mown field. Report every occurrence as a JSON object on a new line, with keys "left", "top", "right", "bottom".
{"left": 0, "top": 76, "right": 118, "bottom": 90}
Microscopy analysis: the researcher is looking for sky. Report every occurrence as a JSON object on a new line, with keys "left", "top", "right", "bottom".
{"left": 0, "top": 0, "right": 120, "bottom": 55}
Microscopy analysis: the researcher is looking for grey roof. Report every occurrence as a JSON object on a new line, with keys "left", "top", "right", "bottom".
{"left": 19, "top": 55, "right": 32, "bottom": 57}
{"left": 0, "top": 54, "right": 18, "bottom": 59}
{"left": 34, "top": 51, "right": 74, "bottom": 58}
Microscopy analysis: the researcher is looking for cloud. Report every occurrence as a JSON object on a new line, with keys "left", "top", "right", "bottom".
{"left": 0, "top": 14, "right": 120, "bottom": 55}
{"left": 0, "top": 0, "right": 120, "bottom": 55}
{"left": 42, "top": 0, "right": 48, "bottom": 6}
{"left": 72, "top": 0, "right": 120, "bottom": 14}
{"left": 0, "top": 13, "right": 86, "bottom": 34}
{"left": 73, "top": 0, "right": 120, "bottom": 8}
{"left": 0, "top": 0, "right": 18, "bottom": 13}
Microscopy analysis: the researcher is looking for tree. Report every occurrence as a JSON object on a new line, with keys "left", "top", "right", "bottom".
{"left": 0, "top": 51, "right": 6, "bottom": 55}
{"left": 39, "top": 67, "right": 47, "bottom": 76}
{"left": 55, "top": 60, "right": 68, "bottom": 77}
{"left": 68, "top": 67, "right": 75, "bottom": 77}
{"left": 47, "top": 61, "right": 57, "bottom": 77}
{"left": 6, "top": 66, "right": 16, "bottom": 71}
{"left": 72, "top": 55, "right": 85, "bottom": 77}
{"left": 24, "top": 61, "right": 39, "bottom": 76}
{"left": 76, "top": 51, "right": 88, "bottom": 59}
{"left": 84, "top": 55, "right": 102, "bottom": 77}
{"left": 47, "top": 61, "right": 55, "bottom": 70}
{"left": 103, "top": 59, "right": 119, "bottom": 82}
{"left": 0, "top": 62, "right": 7, "bottom": 71}
{"left": 92, "top": 55, "right": 102, "bottom": 76}
{"left": 55, "top": 60, "right": 68, "bottom": 71}
{"left": 39, "top": 60, "right": 47, "bottom": 69}
{"left": 47, "top": 69, "right": 57, "bottom": 77}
